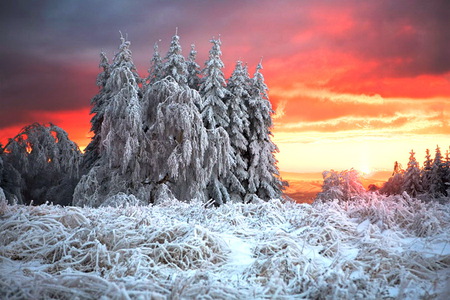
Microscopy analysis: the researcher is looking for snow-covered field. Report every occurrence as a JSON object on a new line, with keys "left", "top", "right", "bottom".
{"left": 1, "top": 195, "right": 449, "bottom": 299}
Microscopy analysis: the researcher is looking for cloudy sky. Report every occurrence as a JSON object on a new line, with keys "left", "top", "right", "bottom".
{"left": 1, "top": 0, "right": 449, "bottom": 173}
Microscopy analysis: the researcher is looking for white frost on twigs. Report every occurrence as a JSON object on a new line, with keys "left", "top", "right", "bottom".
{"left": 0, "top": 196, "right": 449, "bottom": 299}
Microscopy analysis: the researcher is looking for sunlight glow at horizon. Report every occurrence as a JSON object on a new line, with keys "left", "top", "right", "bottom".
{"left": 274, "top": 132, "right": 450, "bottom": 173}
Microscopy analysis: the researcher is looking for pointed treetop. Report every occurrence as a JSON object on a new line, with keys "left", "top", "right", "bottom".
{"left": 154, "top": 40, "right": 161, "bottom": 53}
{"left": 163, "top": 30, "right": 187, "bottom": 85}
{"left": 118, "top": 31, "right": 130, "bottom": 50}
{"left": 147, "top": 39, "right": 164, "bottom": 85}
{"left": 95, "top": 51, "right": 110, "bottom": 88}
{"left": 256, "top": 59, "right": 264, "bottom": 75}
{"left": 99, "top": 51, "right": 109, "bottom": 67}
{"left": 209, "top": 37, "right": 222, "bottom": 58}
{"left": 112, "top": 32, "right": 134, "bottom": 69}
{"left": 189, "top": 44, "right": 197, "bottom": 59}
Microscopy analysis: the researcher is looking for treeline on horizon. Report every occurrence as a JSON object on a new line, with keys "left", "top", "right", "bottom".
{"left": 0, "top": 31, "right": 286, "bottom": 207}
{"left": 317, "top": 146, "right": 450, "bottom": 203}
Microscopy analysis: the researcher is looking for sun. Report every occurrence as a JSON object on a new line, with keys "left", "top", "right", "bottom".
{"left": 359, "top": 165, "right": 371, "bottom": 175}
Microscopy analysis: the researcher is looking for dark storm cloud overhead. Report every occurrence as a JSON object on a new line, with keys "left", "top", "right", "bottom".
{"left": 0, "top": 0, "right": 161, "bottom": 57}
{"left": 0, "top": 51, "right": 97, "bottom": 127}
{"left": 336, "top": 0, "right": 450, "bottom": 76}
{"left": 1, "top": 0, "right": 449, "bottom": 65}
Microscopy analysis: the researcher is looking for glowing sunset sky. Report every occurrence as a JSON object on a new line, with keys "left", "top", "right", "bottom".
{"left": 1, "top": 0, "right": 449, "bottom": 173}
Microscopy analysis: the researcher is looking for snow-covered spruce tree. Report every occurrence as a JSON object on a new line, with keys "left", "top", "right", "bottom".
{"left": 199, "top": 37, "right": 233, "bottom": 204}
{"left": 421, "top": 149, "right": 433, "bottom": 193}
{"left": 402, "top": 150, "right": 422, "bottom": 198}
{"left": 187, "top": 44, "right": 201, "bottom": 91}
{"left": 200, "top": 38, "right": 230, "bottom": 129}
{"left": 246, "top": 61, "right": 284, "bottom": 201}
{"left": 82, "top": 51, "right": 110, "bottom": 170}
{"left": 428, "top": 145, "right": 447, "bottom": 198}
{"left": 0, "top": 123, "right": 81, "bottom": 205}
{"left": 146, "top": 41, "right": 164, "bottom": 86}
{"left": 146, "top": 78, "right": 211, "bottom": 202}
{"left": 73, "top": 34, "right": 147, "bottom": 207}
{"left": 224, "top": 60, "right": 251, "bottom": 201}
{"left": 162, "top": 30, "right": 188, "bottom": 86}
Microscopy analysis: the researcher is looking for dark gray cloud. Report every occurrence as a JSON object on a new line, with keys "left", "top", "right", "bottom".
{"left": 340, "top": 0, "right": 450, "bottom": 76}
{"left": 0, "top": 50, "right": 97, "bottom": 127}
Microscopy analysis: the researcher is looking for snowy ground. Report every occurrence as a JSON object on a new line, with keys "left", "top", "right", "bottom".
{"left": 0, "top": 195, "right": 449, "bottom": 299}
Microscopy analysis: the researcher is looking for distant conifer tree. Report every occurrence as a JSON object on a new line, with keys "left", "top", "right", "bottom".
{"left": 429, "top": 145, "right": 447, "bottom": 198}
{"left": 380, "top": 161, "right": 404, "bottom": 195}
{"left": 402, "top": 150, "right": 422, "bottom": 197}
{"left": 445, "top": 148, "right": 450, "bottom": 195}
{"left": 421, "top": 149, "right": 433, "bottom": 192}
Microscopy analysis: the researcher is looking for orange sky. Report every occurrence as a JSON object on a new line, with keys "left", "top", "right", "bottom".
{"left": 1, "top": 0, "right": 449, "bottom": 174}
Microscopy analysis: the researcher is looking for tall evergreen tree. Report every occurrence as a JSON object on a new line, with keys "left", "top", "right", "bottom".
{"left": 82, "top": 52, "right": 110, "bottom": 170}
{"left": 162, "top": 30, "right": 188, "bottom": 86}
{"left": 200, "top": 38, "right": 230, "bottom": 129}
{"left": 246, "top": 61, "right": 284, "bottom": 201}
{"left": 199, "top": 38, "right": 232, "bottom": 204}
{"left": 186, "top": 44, "right": 201, "bottom": 91}
{"left": 402, "top": 150, "right": 422, "bottom": 197}
{"left": 225, "top": 61, "right": 251, "bottom": 200}
{"left": 74, "top": 34, "right": 147, "bottom": 207}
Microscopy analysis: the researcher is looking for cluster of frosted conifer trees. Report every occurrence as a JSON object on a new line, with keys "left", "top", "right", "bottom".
{"left": 380, "top": 146, "right": 450, "bottom": 199}
{"left": 317, "top": 146, "right": 450, "bottom": 203}
{"left": 0, "top": 32, "right": 285, "bottom": 207}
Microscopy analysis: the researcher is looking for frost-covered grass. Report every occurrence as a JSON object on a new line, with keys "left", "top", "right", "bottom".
{"left": 0, "top": 195, "right": 449, "bottom": 299}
